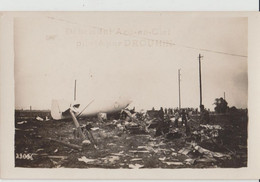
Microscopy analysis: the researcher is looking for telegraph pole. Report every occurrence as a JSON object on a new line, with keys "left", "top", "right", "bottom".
{"left": 198, "top": 54, "right": 203, "bottom": 112}
{"left": 178, "top": 69, "right": 181, "bottom": 109}
{"left": 74, "top": 80, "right": 77, "bottom": 101}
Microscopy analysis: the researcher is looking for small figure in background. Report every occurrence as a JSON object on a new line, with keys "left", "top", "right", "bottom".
{"left": 181, "top": 109, "right": 188, "bottom": 126}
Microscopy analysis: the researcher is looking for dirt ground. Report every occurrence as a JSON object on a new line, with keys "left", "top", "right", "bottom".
{"left": 15, "top": 112, "right": 247, "bottom": 168}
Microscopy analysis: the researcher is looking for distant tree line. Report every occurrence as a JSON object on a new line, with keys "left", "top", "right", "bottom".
{"left": 213, "top": 97, "right": 246, "bottom": 113}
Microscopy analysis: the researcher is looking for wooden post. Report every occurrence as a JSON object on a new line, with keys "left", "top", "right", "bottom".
{"left": 69, "top": 109, "right": 86, "bottom": 140}
{"left": 74, "top": 80, "right": 77, "bottom": 101}
{"left": 178, "top": 69, "right": 181, "bottom": 109}
{"left": 198, "top": 54, "right": 203, "bottom": 112}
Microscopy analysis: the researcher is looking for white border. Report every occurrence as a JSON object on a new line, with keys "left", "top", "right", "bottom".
{"left": 0, "top": 0, "right": 258, "bottom": 11}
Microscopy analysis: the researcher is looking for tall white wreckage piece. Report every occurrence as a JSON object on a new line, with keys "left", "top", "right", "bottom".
{"left": 51, "top": 97, "right": 131, "bottom": 148}
{"left": 51, "top": 97, "right": 132, "bottom": 120}
{"left": 50, "top": 80, "right": 132, "bottom": 148}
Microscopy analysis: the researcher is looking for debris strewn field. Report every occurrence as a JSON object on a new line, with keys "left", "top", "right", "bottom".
{"left": 15, "top": 110, "right": 247, "bottom": 168}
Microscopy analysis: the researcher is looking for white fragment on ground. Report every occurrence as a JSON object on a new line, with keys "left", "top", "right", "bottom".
{"left": 36, "top": 148, "right": 44, "bottom": 152}
{"left": 82, "top": 139, "right": 91, "bottom": 145}
{"left": 200, "top": 124, "right": 222, "bottom": 130}
{"left": 158, "top": 141, "right": 166, "bottom": 146}
{"left": 17, "top": 121, "right": 28, "bottom": 125}
{"left": 171, "top": 152, "right": 178, "bottom": 156}
{"left": 91, "top": 127, "right": 99, "bottom": 131}
{"left": 129, "top": 150, "right": 149, "bottom": 153}
{"left": 193, "top": 145, "right": 229, "bottom": 158}
{"left": 111, "top": 151, "right": 124, "bottom": 156}
{"left": 54, "top": 149, "right": 58, "bottom": 153}
{"left": 138, "top": 146, "right": 155, "bottom": 152}
{"left": 129, "top": 164, "right": 144, "bottom": 169}
{"left": 78, "top": 156, "right": 96, "bottom": 164}
{"left": 130, "top": 158, "right": 143, "bottom": 161}
{"left": 107, "top": 143, "right": 116, "bottom": 146}
{"left": 159, "top": 157, "right": 166, "bottom": 161}
{"left": 24, "top": 129, "right": 34, "bottom": 131}
{"left": 137, "top": 146, "right": 146, "bottom": 149}
{"left": 184, "top": 158, "right": 196, "bottom": 165}
{"left": 164, "top": 162, "right": 183, "bottom": 166}
{"left": 36, "top": 116, "right": 44, "bottom": 121}
{"left": 158, "top": 148, "right": 170, "bottom": 152}
{"left": 178, "top": 148, "right": 191, "bottom": 155}
{"left": 102, "top": 156, "right": 120, "bottom": 163}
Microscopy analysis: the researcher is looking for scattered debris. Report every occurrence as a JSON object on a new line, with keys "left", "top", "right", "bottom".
{"left": 164, "top": 161, "right": 183, "bottom": 166}
{"left": 166, "top": 129, "right": 182, "bottom": 139}
{"left": 36, "top": 148, "right": 44, "bottom": 153}
{"left": 17, "top": 121, "right": 28, "bottom": 125}
{"left": 82, "top": 139, "right": 91, "bottom": 145}
{"left": 48, "top": 155, "right": 67, "bottom": 160}
{"left": 184, "top": 158, "right": 196, "bottom": 165}
{"left": 111, "top": 151, "right": 124, "bottom": 156}
{"left": 48, "top": 138, "right": 82, "bottom": 150}
{"left": 192, "top": 144, "right": 230, "bottom": 159}
{"left": 178, "top": 148, "right": 191, "bottom": 155}
{"left": 159, "top": 157, "right": 166, "bottom": 161}
{"left": 129, "top": 150, "right": 150, "bottom": 153}
{"left": 171, "top": 152, "right": 178, "bottom": 156}
{"left": 97, "top": 113, "right": 107, "bottom": 122}
{"left": 15, "top": 107, "right": 248, "bottom": 169}
{"left": 129, "top": 164, "right": 144, "bottom": 169}
{"left": 78, "top": 156, "right": 96, "bottom": 164}
{"left": 36, "top": 116, "right": 44, "bottom": 121}
{"left": 102, "top": 155, "right": 120, "bottom": 164}
{"left": 130, "top": 158, "right": 143, "bottom": 161}
{"left": 200, "top": 124, "right": 222, "bottom": 130}
{"left": 91, "top": 127, "right": 99, "bottom": 131}
{"left": 107, "top": 143, "right": 116, "bottom": 146}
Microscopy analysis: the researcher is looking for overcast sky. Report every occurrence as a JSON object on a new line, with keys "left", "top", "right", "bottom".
{"left": 14, "top": 12, "right": 248, "bottom": 111}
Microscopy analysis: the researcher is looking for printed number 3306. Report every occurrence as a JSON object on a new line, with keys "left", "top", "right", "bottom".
{"left": 16, "top": 153, "right": 33, "bottom": 160}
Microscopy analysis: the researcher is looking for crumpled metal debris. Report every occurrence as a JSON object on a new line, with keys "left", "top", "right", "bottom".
{"left": 200, "top": 124, "right": 222, "bottom": 130}
{"left": 102, "top": 155, "right": 120, "bottom": 164}
{"left": 193, "top": 145, "right": 230, "bottom": 159}
{"left": 36, "top": 116, "right": 44, "bottom": 121}
{"left": 164, "top": 161, "right": 183, "bottom": 166}
{"left": 17, "top": 121, "right": 28, "bottom": 125}
{"left": 78, "top": 156, "right": 96, "bottom": 164}
{"left": 129, "top": 164, "right": 144, "bottom": 169}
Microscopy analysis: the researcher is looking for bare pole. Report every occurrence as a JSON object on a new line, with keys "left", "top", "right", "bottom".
{"left": 74, "top": 80, "right": 77, "bottom": 101}
{"left": 178, "top": 69, "right": 181, "bottom": 109}
{"left": 30, "top": 105, "right": 32, "bottom": 121}
{"left": 224, "top": 92, "right": 226, "bottom": 100}
{"left": 198, "top": 54, "right": 203, "bottom": 111}
{"left": 69, "top": 109, "right": 86, "bottom": 140}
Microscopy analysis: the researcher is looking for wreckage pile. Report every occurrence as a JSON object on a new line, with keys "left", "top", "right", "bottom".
{"left": 15, "top": 107, "right": 247, "bottom": 168}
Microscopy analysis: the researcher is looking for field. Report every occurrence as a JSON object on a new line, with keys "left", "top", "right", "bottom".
{"left": 15, "top": 111, "right": 248, "bottom": 168}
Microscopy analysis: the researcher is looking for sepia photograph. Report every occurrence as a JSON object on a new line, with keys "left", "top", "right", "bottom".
{"left": 13, "top": 12, "right": 248, "bottom": 169}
